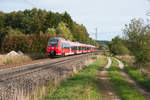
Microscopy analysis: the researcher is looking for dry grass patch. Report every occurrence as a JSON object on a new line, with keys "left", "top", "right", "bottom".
{"left": 0, "top": 55, "right": 32, "bottom": 65}
{"left": 115, "top": 55, "right": 134, "bottom": 63}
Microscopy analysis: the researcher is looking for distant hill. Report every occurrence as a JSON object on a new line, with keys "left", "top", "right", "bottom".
{"left": 96, "top": 40, "right": 109, "bottom": 46}
{"left": 96, "top": 40, "right": 109, "bottom": 50}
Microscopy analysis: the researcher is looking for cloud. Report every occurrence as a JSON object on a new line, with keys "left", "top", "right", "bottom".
{"left": 0, "top": 0, "right": 149, "bottom": 40}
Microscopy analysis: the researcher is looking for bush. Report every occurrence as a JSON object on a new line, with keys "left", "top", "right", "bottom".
{"left": 109, "top": 36, "right": 130, "bottom": 55}
{"left": 1, "top": 34, "right": 53, "bottom": 53}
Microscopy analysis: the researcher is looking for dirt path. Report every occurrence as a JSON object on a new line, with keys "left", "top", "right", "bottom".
{"left": 113, "top": 58, "right": 124, "bottom": 69}
{"left": 116, "top": 58, "right": 150, "bottom": 100}
{"left": 96, "top": 57, "right": 121, "bottom": 100}
{"left": 105, "top": 57, "right": 112, "bottom": 69}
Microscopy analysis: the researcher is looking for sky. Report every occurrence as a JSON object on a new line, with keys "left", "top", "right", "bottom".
{"left": 0, "top": 0, "right": 150, "bottom": 40}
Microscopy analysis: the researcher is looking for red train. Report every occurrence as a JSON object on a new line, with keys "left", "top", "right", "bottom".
{"left": 46, "top": 37, "right": 97, "bottom": 57}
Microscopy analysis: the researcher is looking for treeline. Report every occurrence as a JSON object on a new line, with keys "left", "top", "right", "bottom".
{"left": 96, "top": 40, "right": 109, "bottom": 50}
{"left": 0, "top": 8, "right": 73, "bottom": 34}
{"left": 109, "top": 18, "right": 150, "bottom": 69}
{"left": 0, "top": 8, "right": 98, "bottom": 53}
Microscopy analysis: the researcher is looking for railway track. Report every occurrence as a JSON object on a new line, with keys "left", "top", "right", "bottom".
{"left": 0, "top": 53, "right": 93, "bottom": 86}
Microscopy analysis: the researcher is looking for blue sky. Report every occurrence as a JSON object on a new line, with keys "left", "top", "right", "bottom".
{"left": 0, "top": 0, "right": 150, "bottom": 40}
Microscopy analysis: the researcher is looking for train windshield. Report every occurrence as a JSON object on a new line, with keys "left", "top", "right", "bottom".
{"left": 48, "top": 39, "right": 59, "bottom": 47}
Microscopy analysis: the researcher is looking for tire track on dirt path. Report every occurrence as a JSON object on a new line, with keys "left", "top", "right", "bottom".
{"left": 113, "top": 58, "right": 124, "bottom": 69}
{"left": 96, "top": 57, "right": 121, "bottom": 100}
{"left": 115, "top": 58, "right": 150, "bottom": 100}
{"left": 105, "top": 57, "right": 112, "bottom": 69}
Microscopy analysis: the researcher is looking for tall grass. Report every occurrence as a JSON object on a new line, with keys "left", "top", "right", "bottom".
{"left": 108, "top": 58, "right": 146, "bottom": 100}
{"left": 46, "top": 56, "right": 107, "bottom": 100}
{"left": 125, "top": 65, "right": 150, "bottom": 92}
{"left": 118, "top": 57, "right": 150, "bottom": 92}
{"left": 115, "top": 55, "right": 134, "bottom": 63}
{"left": 0, "top": 55, "right": 32, "bottom": 65}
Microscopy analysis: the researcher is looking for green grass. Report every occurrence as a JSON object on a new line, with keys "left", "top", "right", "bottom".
{"left": 125, "top": 64, "right": 150, "bottom": 92}
{"left": 108, "top": 58, "right": 146, "bottom": 100}
{"left": 110, "top": 57, "right": 119, "bottom": 69}
{"left": 46, "top": 56, "right": 107, "bottom": 100}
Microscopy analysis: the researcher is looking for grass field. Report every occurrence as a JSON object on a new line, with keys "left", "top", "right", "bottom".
{"left": 108, "top": 58, "right": 146, "bottom": 100}
{"left": 0, "top": 55, "right": 32, "bottom": 64}
{"left": 46, "top": 56, "right": 107, "bottom": 100}
{"left": 125, "top": 65, "right": 150, "bottom": 92}
{"left": 119, "top": 58, "right": 150, "bottom": 92}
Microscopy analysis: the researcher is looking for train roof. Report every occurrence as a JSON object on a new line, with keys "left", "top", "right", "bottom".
{"left": 49, "top": 37, "right": 66, "bottom": 40}
{"left": 49, "top": 37, "right": 96, "bottom": 47}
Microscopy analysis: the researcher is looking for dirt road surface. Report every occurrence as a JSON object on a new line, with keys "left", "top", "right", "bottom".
{"left": 116, "top": 58, "right": 150, "bottom": 100}
{"left": 96, "top": 57, "right": 121, "bottom": 100}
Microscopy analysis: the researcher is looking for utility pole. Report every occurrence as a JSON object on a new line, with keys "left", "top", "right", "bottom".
{"left": 95, "top": 28, "right": 98, "bottom": 40}
{"left": 146, "top": 12, "right": 150, "bottom": 16}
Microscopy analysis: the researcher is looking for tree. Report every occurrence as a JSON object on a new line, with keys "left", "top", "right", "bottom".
{"left": 46, "top": 28, "right": 56, "bottom": 34}
{"left": 62, "top": 11, "right": 73, "bottom": 29}
{"left": 71, "top": 23, "right": 89, "bottom": 43}
{"left": 56, "top": 22, "right": 74, "bottom": 40}
{"left": 4, "top": 26, "right": 23, "bottom": 35}
{"left": 0, "top": 11, "right": 5, "bottom": 33}
{"left": 45, "top": 27, "right": 56, "bottom": 36}
{"left": 0, "top": 8, "right": 98, "bottom": 51}
{"left": 123, "top": 18, "right": 150, "bottom": 69}
{"left": 109, "top": 36, "right": 130, "bottom": 55}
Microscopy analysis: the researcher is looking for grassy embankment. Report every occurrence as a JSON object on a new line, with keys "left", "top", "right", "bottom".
{"left": 116, "top": 56, "right": 150, "bottom": 92}
{"left": 123, "top": 61, "right": 150, "bottom": 92}
{"left": 0, "top": 55, "right": 32, "bottom": 65}
{"left": 46, "top": 56, "right": 107, "bottom": 100}
{"left": 108, "top": 57, "right": 146, "bottom": 100}
{"left": 0, "top": 53, "right": 48, "bottom": 65}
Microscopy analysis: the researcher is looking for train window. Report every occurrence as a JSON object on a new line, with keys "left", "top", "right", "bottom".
{"left": 61, "top": 43, "right": 64, "bottom": 48}
{"left": 66, "top": 43, "right": 68, "bottom": 49}
{"left": 66, "top": 43, "right": 69, "bottom": 49}
{"left": 71, "top": 46, "right": 76, "bottom": 50}
{"left": 49, "top": 39, "right": 59, "bottom": 43}
{"left": 63, "top": 43, "right": 66, "bottom": 49}
{"left": 71, "top": 46, "right": 73, "bottom": 50}
{"left": 49, "top": 42, "right": 58, "bottom": 47}
{"left": 65, "top": 43, "right": 68, "bottom": 49}
{"left": 83, "top": 47, "right": 84, "bottom": 50}
{"left": 49, "top": 39, "right": 59, "bottom": 47}
{"left": 71, "top": 46, "right": 74, "bottom": 50}
{"left": 80, "top": 46, "right": 82, "bottom": 50}
{"left": 67, "top": 43, "right": 71, "bottom": 49}
{"left": 62, "top": 43, "right": 70, "bottom": 49}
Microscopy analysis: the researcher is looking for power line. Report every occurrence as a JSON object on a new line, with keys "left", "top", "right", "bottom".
{"left": 24, "top": 0, "right": 35, "bottom": 6}
{"left": 146, "top": 12, "right": 150, "bottom": 16}
{"left": 89, "top": 28, "right": 98, "bottom": 40}
{"left": 95, "top": 28, "right": 98, "bottom": 40}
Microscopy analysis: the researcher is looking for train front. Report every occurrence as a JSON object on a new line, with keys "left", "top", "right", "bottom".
{"left": 47, "top": 38, "right": 60, "bottom": 57}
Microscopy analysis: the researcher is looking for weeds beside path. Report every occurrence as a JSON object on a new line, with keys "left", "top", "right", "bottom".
{"left": 46, "top": 56, "right": 149, "bottom": 100}
{"left": 123, "top": 65, "right": 150, "bottom": 99}
{"left": 46, "top": 56, "right": 108, "bottom": 100}
{"left": 109, "top": 57, "right": 146, "bottom": 100}
{"left": 96, "top": 57, "right": 121, "bottom": 100}
{"left": 115, "top": 58, "right": 150, "bottom": 100}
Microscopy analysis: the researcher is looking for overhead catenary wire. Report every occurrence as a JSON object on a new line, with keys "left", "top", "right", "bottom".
{"left": 146, "top": 12, "right": 150, "bottom": 16}
{"left": 23, "top": 0, "right": 36, "bottom": 6}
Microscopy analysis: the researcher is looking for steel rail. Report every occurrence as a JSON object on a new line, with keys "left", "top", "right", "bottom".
{"left": 0, "top": 53, "right": 92, "bottom": 83}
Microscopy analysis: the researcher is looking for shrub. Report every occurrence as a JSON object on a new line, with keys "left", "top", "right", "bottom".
{"left": 1, "top": 34, "right": 53, "bottom": 53}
